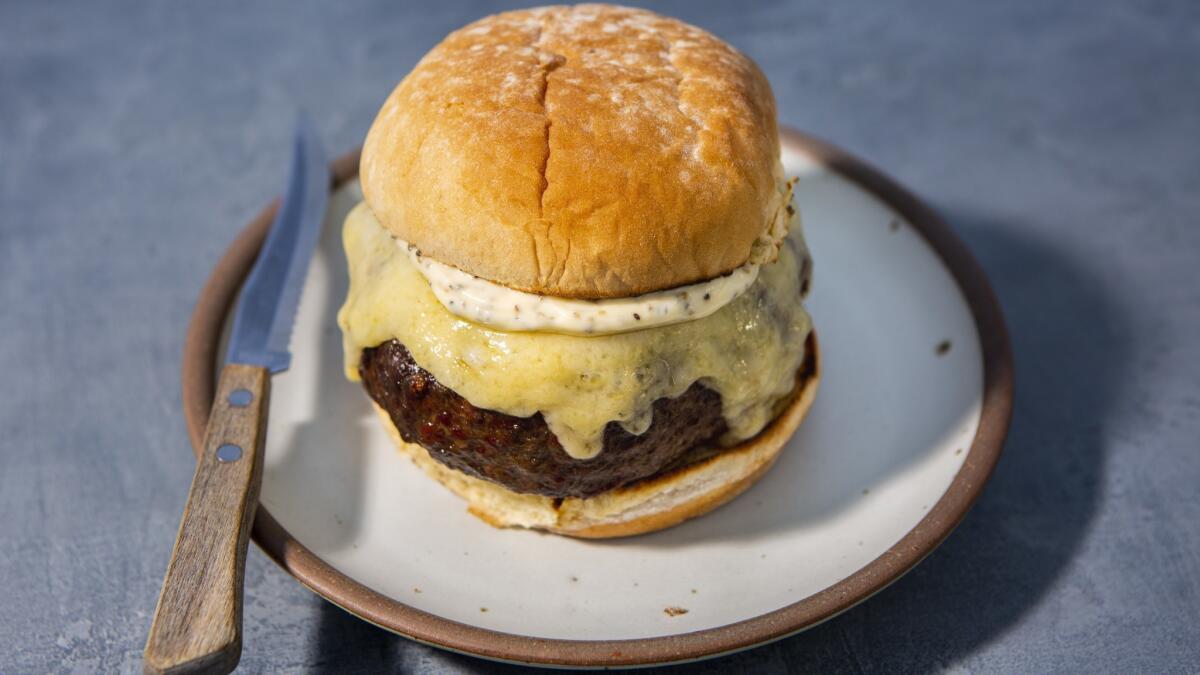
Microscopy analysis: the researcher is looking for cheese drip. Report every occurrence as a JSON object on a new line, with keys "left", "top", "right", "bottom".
{"left": 338, "top": 204, "right": 812, "bottom": 460}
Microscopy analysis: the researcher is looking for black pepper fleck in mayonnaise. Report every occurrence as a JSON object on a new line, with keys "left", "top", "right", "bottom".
{"left": 397, "top": 238, "right": 764, "bottom": 336}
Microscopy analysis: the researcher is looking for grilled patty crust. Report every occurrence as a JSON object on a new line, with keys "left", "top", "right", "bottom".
{"left": 359, "top": 340, "right": 729, "bottom": 498}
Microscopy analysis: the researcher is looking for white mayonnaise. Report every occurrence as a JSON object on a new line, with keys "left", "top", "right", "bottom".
{"left": 400, "top": 241, "right": 762, "bottom": 335}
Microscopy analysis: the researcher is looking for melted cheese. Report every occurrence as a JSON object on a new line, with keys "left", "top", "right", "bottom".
{"left": 338, "top": 204, "right": 813, "bottom": 460}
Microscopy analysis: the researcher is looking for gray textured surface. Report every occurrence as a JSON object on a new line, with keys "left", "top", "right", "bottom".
{"left": 2, "top": 1, "right": 1199, "bottom": 672}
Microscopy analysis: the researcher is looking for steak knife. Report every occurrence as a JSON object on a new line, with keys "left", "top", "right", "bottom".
{"left": 144, "top": 117, "right": 329, "bottom": 675}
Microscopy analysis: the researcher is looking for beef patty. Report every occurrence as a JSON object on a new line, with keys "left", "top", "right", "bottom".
{"left": 359, "top": 340, "right": 730, "bottom": 498}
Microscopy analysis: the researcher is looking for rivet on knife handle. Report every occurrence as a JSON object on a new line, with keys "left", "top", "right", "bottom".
{"left": 144, "top": 364, "right": 269, "bottom": 675}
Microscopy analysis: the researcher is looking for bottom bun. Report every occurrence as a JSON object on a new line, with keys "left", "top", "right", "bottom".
{"left": 372, "top": 333, "right": 819, "bottom": 539}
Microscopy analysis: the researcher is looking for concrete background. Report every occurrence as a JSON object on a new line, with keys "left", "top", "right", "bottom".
{"left": 2, "top": 1, "right": 1198, "bottom": 672}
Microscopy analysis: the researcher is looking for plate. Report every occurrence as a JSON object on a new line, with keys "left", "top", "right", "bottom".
{"left": 181, "top": 129, "right": 1012, "bottom": 667}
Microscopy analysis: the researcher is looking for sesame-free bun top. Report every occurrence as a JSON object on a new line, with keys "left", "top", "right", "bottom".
{"left": 360, "top": 4, "right": 786, "bottom": 298}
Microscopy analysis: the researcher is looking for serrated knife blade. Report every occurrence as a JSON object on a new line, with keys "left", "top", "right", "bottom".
{"left": 227, "top": 115, "right": 330, "bottom": 372}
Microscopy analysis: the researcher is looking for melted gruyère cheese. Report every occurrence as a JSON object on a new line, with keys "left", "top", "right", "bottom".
{"left": 338, "top": 204, "right": 813, "bottom": 460}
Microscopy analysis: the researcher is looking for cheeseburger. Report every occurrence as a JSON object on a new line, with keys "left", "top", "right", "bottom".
{"left": 337, "top": 4, "right": 818, "bottom": 537}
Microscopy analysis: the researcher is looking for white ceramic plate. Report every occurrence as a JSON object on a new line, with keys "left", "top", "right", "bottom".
{"left": 183, "top": 131, "right": 1012, "bottom": 667}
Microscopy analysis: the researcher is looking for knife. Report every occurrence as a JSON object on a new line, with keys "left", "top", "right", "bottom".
{"left": 144, "top": 117, "right": 329, "bottom": 675}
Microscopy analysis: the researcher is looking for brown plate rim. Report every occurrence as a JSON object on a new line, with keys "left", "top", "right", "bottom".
{"left": 180, "top": 128, "right": 1014, "bottom": 668}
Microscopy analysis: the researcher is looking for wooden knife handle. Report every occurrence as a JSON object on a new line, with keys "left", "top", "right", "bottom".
{"left": 144, "top": 363, "right": 270, "bottom": 675}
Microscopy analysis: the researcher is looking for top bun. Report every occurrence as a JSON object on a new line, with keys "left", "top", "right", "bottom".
{"left": 360, "top": 4, "right": 784, "bottom": 298}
